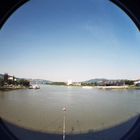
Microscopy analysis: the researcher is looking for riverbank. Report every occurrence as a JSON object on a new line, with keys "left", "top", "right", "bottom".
{"left": 67, "top": 85, "right": 140, "bottom": 90}
{"left": 95, "top": 85, "right": 140, "bottom": 90}
{"left": 0, "top": 85, "right": 28, "bottom": 91}
{"left": 48, "top": 83, "right": 140, "bottom": 90}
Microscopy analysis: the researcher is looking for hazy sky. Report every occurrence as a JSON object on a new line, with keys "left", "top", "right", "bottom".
{"left": 0, "top": 0, "right": 140, "bottom": 82}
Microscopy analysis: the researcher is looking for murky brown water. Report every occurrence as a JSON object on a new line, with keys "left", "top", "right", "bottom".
{"left": 0, "top": 85, "right": 140, "bottom": 134}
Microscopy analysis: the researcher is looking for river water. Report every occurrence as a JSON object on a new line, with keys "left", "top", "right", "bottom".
{"left": 0, "top": 85, "right": 140, "bottom": 134}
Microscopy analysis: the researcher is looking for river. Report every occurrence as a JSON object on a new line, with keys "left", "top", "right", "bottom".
{"left": 0, "top": 85, "right": 140, "bottom": 134}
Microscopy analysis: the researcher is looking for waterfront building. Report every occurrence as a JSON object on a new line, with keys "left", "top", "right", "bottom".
{"left": 72, "top": 82, "right": 81, "bottom": 86}
{"left": 67, "top": 80, "right": 72, "bottom": 86}
{"left": 134, "top": 80, "right": 140, "bottom": 86}
{"left": 4, "top": 73, "right": 8, "bottom": 82}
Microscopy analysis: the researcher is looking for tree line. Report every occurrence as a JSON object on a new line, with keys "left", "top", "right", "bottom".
{"left": 0, "top": 74, "right": 30, "bottom": 87}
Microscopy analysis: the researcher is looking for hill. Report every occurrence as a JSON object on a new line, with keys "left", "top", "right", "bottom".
{"left": 28, "top": 79, "right": 52, "bottom": 84}
{"left": 0, "top": 73, "right": 52, "bottom": 84}
{"left": 0, "top": 74, "right": 3, "bottom": 79}
{"left": 82, "top": 78, "right": 107, "bottom": 83}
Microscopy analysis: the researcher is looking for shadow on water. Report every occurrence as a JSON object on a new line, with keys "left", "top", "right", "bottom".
{"left": 0, "top": 115, "right": 140, "bottom": 140}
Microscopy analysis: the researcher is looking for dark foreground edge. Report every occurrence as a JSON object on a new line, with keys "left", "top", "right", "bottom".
{"left": 0, "top": 115, "right": 140, "bottom": 140}
{"left": 0, "top": 0, "right": 29, "bottom": 29}
{"left": 0, "top": 118, "right": 18, "bottom": 140}
{"left": 121, "top": 114, "right": 140, "bottom": 140}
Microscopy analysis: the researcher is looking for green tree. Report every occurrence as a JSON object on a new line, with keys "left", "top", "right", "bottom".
{"left": 18, "top": 79, "right": 30, "bottom": 87}
{"left": 124, "top": 80, "right": 134, "bottom": 85}
{"left": 0, "top": 78, "right": 4, "bottom": 87}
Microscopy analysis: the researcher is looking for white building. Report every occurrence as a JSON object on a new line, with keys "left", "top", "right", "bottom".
{"left": 8, "top": 76, "right": 16, "bottom": 81}
{"left": 67, "top": 80, "right": 72, "bottom": 86}
{"left": 134, "top": 80, "right": 140, "bottom": 86}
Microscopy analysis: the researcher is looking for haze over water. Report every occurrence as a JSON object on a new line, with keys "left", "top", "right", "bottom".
{"left": 0, "top": 85, "right": 140, "bottom": 134}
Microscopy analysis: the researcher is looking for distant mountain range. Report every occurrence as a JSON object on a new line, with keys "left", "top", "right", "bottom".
{"left": 82, "top": 78, "right": 136, "bottom": 84}
{"left": 0, "top": 73, "right": 52, "bottom": 84}
{"left": 82, "top": 78, "right": 108, "bottom": 83}
{"left": 0, "top": 73, "right": 138, "bottom": 84}
{"left": 28, "top": 79, "right": 52, "bottom": 84}
{"left": 0, "top": 74, "right": 3, "bottom": 79}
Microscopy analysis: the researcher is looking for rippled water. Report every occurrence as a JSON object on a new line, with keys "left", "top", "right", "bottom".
{"left": 0, "top": 85, "right": 140, "bottom": 134}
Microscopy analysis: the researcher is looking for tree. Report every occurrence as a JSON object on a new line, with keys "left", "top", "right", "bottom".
{"left": 18, "top": 79, "right": 30, "bottom": 87}
{"left": 124, "top": 80, "right": 134, "bottom": 85}
{"left": 4, "top": 73, "right": 8, "bottom": 83}
{"left": 0, "top": 78, "right": 4, "bottom": 87}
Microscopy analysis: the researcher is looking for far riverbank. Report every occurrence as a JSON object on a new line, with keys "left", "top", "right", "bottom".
{"left": 94, "top": 85, "right": 140, "bottom": 90}
{"left": 0, "top": 85, "right": 28, "bottom": 91}
{"left": 49, "top": 84, "right": 140, "bottom": 90}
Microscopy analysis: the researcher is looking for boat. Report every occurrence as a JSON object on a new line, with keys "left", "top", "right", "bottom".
{"left": 29, "top": 84, "right": 40, "bottom": 89}
{"left": 82, "top": 86, "right": 92, "bottom": 89}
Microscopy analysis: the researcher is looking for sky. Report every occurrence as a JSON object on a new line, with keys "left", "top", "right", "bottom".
{"left": 0, "top": 0, "right": 140, "bottom": 82}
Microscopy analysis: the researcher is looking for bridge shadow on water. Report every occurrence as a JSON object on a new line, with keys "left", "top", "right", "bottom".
{"left": 0, "top": 114, "right": 140, "bottom": 140}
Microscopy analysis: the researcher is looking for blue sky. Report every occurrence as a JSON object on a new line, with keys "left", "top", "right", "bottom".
{"left": 0, "top": 0, "right": 140, "bottom": 82}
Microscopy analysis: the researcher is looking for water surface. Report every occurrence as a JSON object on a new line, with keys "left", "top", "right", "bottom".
{"left": 0, "top": 85, "right": 140, "bottom": 134}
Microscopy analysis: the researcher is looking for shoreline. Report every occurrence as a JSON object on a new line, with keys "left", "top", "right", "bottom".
{"left": 47, "top": 84, "right": 140, "bottom": 90}
{"left": 0, "top": 86, "right": 28, "bottom": 91}
{"left": 1, "top": 84, "right": 140, "bottom": 91}
{"left": 95, "top": 85, "right": 140, "bottom": 90}
{"left": 63, "top": 85, "right": 140, "bottom": 90}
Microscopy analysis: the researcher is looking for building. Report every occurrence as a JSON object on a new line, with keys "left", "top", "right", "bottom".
{"left": 4, "top": 73, "right": 16, "bottom": 84}
{"left": 67, "top": 80, "right": 72, "bottom": 86}
{"left": 134, "top": 80, "right": 140, "bottom": 86}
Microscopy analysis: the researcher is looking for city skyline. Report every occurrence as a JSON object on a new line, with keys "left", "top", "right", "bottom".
{"left": 0, "top": 0, "right": 140, "bottom": 82}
